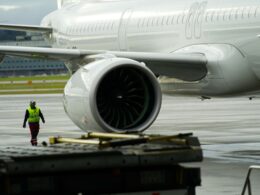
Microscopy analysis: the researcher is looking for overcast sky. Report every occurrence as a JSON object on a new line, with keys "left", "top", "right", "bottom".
{"left": 0, "top": 0, "right": 57, "bottom": 25}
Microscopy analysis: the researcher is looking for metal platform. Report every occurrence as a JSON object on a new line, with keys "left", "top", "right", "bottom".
{"left": 0, "top": 133, "right": 203, "bottom": 195}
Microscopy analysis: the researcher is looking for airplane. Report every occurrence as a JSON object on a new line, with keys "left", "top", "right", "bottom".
{"left": 0, "top": 0, "right": 260, "bottom": 133}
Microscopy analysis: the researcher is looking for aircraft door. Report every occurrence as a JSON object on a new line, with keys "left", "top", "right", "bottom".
{"left": 185, "top": 2, "right": 199, "bottom": 39}
{"left": 194, "top": 1, "right": 207, "bottom": 39}
{"left": 118, "top": 9, "right": 132, "bottom": 51}
{"left": 185, "top": 1, "right": 207, "bottom": 40}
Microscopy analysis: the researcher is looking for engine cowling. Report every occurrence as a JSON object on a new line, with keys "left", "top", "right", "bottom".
{"left": 63, "top": 58, "right": 162, "bottom": 133}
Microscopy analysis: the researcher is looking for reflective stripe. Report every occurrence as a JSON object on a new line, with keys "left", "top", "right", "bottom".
{"left": 28, "top": 107, "right": 40, "bottom": 123}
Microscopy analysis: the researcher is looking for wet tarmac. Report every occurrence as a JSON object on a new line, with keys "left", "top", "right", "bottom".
{"left": 0, "top": 94, "right": 260, "bottom": 195}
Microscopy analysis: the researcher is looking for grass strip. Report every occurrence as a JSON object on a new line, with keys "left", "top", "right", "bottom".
{"left": 0, "top": 83, "right": 66, "bottom": 90}
{"left": 0, "top": 90, "right": 64, "bottom": 95}
{"left": 0, "top": 75, "right": 70, "bottom": 82}
{"left": 0, "top": 75, "right": 69, "bottom": 95}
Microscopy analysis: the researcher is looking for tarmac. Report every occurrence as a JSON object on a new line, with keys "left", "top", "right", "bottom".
{"left": 0, "top": 94, "right": 260, "bottom": 195}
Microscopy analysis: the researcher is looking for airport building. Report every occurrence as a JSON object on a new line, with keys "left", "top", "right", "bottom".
{"left": 0, "top": 31, "right": 67, "bottom": 76}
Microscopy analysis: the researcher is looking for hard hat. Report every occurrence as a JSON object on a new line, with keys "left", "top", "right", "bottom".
{"left": 30, "top": 100, "right": 36, "bottom": 106}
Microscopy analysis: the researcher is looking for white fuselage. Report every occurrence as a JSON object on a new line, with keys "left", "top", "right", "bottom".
{"left": 42, "top": 0, "right": 260, "bottom": 96}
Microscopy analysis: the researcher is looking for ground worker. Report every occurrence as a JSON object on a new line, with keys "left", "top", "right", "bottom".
{"left": 23, "top": 101, "right": 45, "bottom": 146}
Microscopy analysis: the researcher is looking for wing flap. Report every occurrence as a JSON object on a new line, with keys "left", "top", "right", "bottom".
{"left": 110, "top": 51, "right": 208, "bottom": 81}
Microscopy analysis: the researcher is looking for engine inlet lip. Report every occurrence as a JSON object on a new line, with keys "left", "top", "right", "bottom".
{"left": 90, "top": 59, "right": 162, "bottom": 133}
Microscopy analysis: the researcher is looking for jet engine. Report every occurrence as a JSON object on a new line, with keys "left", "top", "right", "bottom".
{"left": 63, "top": 58, "right": 162, "bottom": 133}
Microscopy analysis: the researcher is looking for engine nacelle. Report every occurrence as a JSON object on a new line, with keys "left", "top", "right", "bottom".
{"left": 63, "top": 58, "right": 162, "bottom": 133}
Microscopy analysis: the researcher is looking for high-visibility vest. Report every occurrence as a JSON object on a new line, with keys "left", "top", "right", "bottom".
{"left": 28, "top": 107, "right": 40, "bottom": 123}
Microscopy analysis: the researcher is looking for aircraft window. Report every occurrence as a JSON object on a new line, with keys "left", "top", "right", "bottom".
{"left": 236, "top": 8, "right": 243, "bottom": 20}
{"left": 107, "top": 22, "right": 110, "bottom": 30}
{"left": 210, "top": 11, "right": 215, "bottom": 22}
{"left": 229, "top": 8, "right": 235, "bottom": 20}
{"left": 209, "top": 11, "right": 214, "bottom": 22}
{"left": 111, "top": 22, "right": 115, "bottom": 30}
{"left": 104, "top": 22, "right": 108, "bottom": 30}
{"left": 144, "top": 18, "right": 148, "bottom": 27}
{"left": 151, "top": 17, "right": 155, "bottom": 26}
{"left": 156, "top": 16, "right": 161, "bottom": 26}
{"left": 79, "top": 25, "right": 83, "bottom": 34}
{"left": 223, "top": 9, "right": 228, "bottom": 21}
{"left": 166, "top": 16, "right": 171, "bottom": 25}
{"left": 91, "top": 24, "right": 96, "bottom": 32}
{"left": 171, "top": 15, "right": 175, "bottom": 25}
{"left": 101, "top": 22, "right": 105, "bottom": 31}
{"left": 249, "top": 6, "right": 257, "bottom": 18}
{"left": 90, "top": 24, "right": 94, "bottom": 32}
{"left": 145, "top": 18, "right": 149, "bottom": 27}
{"left": 147, "top": 18, "right": 151, "bottom": 27}
{"left": 96, "top": 22, "right": 101, "bottom": 31}
{"left": 106, "top": 22, "right": 109, "bottom": 30}
{"left": 212, "top": 11, "right": 218, "bottom": 21}
{"left": 84, "top": 25, "right": 88, "bottom": 33}
{"left": 138, "top": 18, "right": 142, "bottom": 27}
{"left": 140, "top": 18, "right": 145, "bottom": 27}
{"left": 162, "top": 16, "right": 167, "bottom": 25}
{"left": 137, "top": 18, "right": 141, "bottom": 27}
{"left": 205, "top": 11, "right": 211, "bottom": 23}
{"left": 182, "top": 13, "right": 186, "bottom": 24}
{"left": 151, "top": 17, "right": 156, "bottom": 26}
{"left": 73, "top": 25, "right": 77, "bottom": 35}
{"left": 165, "top": 16, "right": 173, "bottom": 25}
{"left": 103, "top": 23, "right": 106, "bottom": 31}
{"left": 93, "top": 23, "right": 97, "bottom": 32}
{"left": 219, "top": 10, "right": 224, "bottom": 21}
{"left": 247, "top": 6, "right": 252, "bottom": 18}
{"left": 76, "top": 25, "right": 79, "bottom": 34}
{"left": 242, "top": 7, "right": 250, "bottom": 18}
{"left": 138, "top": 18, "right": 141, "bottom": 27}
{"left": 85, "top": 25, "right": 89, "bottom": 33}
{"left": 232, "top": 8, "right": 237, "bottom": 20}
{"left": 89, "top": 24, "right": 92, "bottom": 32}
{"left": 228, "top": 9, "right": 232, "bottom": 20}
{"left": 177, "top": 14, "right": 181, "bottom": 24}
{"left": 93, "top": 24, "right": 97, "bottom": 32}
{"left": 96, "top": 22, "right": 100, "bottom": 31}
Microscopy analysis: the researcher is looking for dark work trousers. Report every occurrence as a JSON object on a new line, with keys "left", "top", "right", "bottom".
{"left": 29, "top": 123, "right": 40, "bottom": 146}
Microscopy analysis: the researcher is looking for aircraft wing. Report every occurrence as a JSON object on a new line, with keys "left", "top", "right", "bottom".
{"left": 0, "top": 24, "right": 52, "bottom": 34}
{"left": 0, "top": 45, "right": 207, "bottom": 81}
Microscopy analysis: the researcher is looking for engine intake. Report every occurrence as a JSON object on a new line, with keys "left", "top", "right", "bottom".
{"left": 64, "top": 58, "right": 162, "bottom": 133}
{"left": 96, "top": 66, "right": 156, "bottom": 131}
